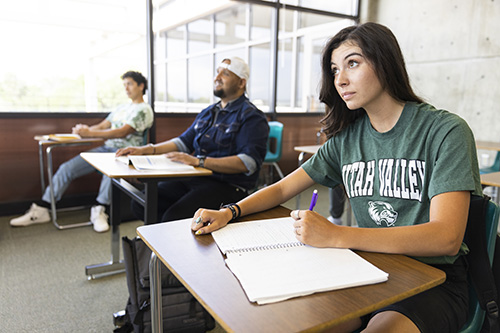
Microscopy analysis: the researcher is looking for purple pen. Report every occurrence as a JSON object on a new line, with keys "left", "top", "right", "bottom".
{"left": 309, "top": 189, "right": 318, "bottom": 211}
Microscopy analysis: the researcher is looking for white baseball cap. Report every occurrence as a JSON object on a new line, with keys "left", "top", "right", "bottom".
{"left": 218, "top": 56, "right": 249, "bottom": 81}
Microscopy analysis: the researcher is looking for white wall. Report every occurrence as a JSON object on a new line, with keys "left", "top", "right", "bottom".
{"left": 361, "top": 0, "right": 500, "bottom": 142}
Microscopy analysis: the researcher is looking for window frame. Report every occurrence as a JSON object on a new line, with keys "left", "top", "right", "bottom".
{"left": 149, "top": 0, "right": 360, "bottom": 117}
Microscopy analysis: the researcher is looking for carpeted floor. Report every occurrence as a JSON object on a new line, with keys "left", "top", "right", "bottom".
{"left": 0, "top": 185, "right": 342, "bottom": 332}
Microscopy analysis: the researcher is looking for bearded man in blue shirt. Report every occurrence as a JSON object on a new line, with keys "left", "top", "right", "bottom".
{"left": 116, "top": 57, "right": 269, "bottom": 223}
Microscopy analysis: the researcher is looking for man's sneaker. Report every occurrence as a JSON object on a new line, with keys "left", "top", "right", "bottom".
{"left": 327, "top": 215, "right": 343, "bottom": 226}
{"left": 10, "top": 203, "right": 51, "bottom": 227}
{"left": 90, "top": 205, "right": 109, "bottom": 233}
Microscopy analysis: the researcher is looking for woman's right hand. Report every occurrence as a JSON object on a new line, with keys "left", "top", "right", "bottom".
{"left": 115, "top": 146, "right": 144, "bottom": 157}
{"left": 191, "top": 208, "right": 233, "bottom": 235}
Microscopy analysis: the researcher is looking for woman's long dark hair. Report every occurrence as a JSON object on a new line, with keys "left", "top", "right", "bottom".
{"left": 320, "top": 22, "right": 423, "bottom": 138}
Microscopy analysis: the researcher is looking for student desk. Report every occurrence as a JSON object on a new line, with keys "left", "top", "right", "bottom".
{"left": 476, "top": 140, "right": 500, "bottom": 151}
{"left": 481, "top": 172, "right": 500, "bottom": 187}
{"left": 34, "top": 136, "right": 104, "bottom": 229}
{"left": 294, "top": 145, "right": 321, "bottom": 170}
{"left": 293, "top": 145, "right": 321, "bottom": 209}
{"left": 137, "top": 206, "right": 446, "bottom": 333}
{"left": 80, "top": 152, "right": 212, "bottom": 279}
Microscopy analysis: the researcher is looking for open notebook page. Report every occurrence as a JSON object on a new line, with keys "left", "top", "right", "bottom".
{"left": 212, "top": 217, "right": 300, "bottom": 254}
{"left": 212, "top": 217, "right": 389, "bottom": 305}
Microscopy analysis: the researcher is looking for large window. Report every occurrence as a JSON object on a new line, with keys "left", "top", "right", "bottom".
{"left": 152, "top": 0, "right": 359, "bottom": 114}
{"left": 0, "top": 1, "right": 147, "bottom": 113}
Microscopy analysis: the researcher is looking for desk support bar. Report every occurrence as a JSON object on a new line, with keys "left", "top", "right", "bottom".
{"left": 86, "top": 178, "right": 159, "bottom": 279}
{"left": 38, "top": 141, "right": 46, "bottom": 192}
{"left": 150, "top": 252, "right": 163, "bottom": 333}
{"left": 46, "top": 145, "right": 93, "bottom": 230}
{"left": 85, "top": 179, "right": 125, "bottom": 279}
{"left": 295, "top": 152, "right": 307, "bottom": 209}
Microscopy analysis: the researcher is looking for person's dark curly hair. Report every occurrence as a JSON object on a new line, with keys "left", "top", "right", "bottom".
{"left": 121, "top": 71, "right": 148, "bottom": 95}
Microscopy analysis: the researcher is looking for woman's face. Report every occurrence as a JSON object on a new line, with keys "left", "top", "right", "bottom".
{"left": 330, "top": 41, "right": 385, "bottom": 112}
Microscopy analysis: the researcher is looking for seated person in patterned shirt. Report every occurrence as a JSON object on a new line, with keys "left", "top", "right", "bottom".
{"left": 11, "top": 71, "right": 154, "bottom": 232}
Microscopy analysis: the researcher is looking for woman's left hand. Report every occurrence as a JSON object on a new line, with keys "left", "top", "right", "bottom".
{"left": 191, "top": 208, "right": 232, "bottom": 235}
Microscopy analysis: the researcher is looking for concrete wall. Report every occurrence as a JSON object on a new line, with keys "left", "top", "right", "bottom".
{"left": 361, "top": 0, "right": 500, "bottom": 146}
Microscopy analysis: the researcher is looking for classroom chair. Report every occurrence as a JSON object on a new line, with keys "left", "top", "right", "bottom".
{"left": 459, "top": 199, "right": 500, "bottom": 333}
{"left": 480, "top": 152, "right": 500, "bottom": 203}
{"left": 480, "top": 152, "right": 500, "bottom": 175}
{"left": 262, "top": 121, "right": 284, "bottom": 183}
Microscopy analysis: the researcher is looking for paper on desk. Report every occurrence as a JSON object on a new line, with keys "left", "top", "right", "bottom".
{"left": 212, "top": 217, "right": 389, "bottom": 305}
{"left": 225, "top": 246, "right": 389, "bottom": 305}
{"left": 115, "top": 155, "right": 195, "bottom": 172}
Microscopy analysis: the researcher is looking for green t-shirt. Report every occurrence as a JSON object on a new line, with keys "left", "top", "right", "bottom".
{"left": 104, "top": 102, "right": 154, "bottom": 149}
{"left": 302, "top": 102, "right": 482, "bottom": 264}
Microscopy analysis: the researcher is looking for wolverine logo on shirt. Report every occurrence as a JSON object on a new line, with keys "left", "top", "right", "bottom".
{"left": 368, "top": 201, "right": 398, "bottom": 226}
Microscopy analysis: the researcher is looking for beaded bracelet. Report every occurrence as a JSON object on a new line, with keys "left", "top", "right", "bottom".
{"left": 221, "top": 203, "right": 241, "bottom": 221}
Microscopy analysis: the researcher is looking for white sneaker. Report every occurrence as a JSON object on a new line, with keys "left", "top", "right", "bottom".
{"left": 90, "top": 205, "right": 109, "bottom": 233}
{"left": 327, "top": 216, "right": 343, "bottom": 225}
{"left": 10, "top": 203, "right": 51, "bottom": 227}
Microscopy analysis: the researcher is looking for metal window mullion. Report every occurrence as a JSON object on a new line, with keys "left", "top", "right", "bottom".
{"left": 245, "top": 3, "right": 251, "bottom": 97}
{"left": 184, "top": 24, "right": 189, "bottom": 106}
{"left": 289, "top": 9, "right": 299, "bottom": 109}
{"left": 210, "top": 14, "right": 216, "bottom": 105}
{"left": 268, "top": 1, "right": 279, "bottom": 118}
{"left": 146, "top": 0, "right": 156, "bottom": 142}
{"left": 231, "top": 0, "right": 359, "bottom": 21}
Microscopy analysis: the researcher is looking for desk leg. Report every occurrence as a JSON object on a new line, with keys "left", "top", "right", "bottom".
{"left": 46, "top": 146, "right": 93, "bottom": 230}
{"left": 85, "top": 179, "right": 125, "bottom": 279}
{"left": 38, "top": 141, "right": 46, "bottom": 193}
{"left": 150, "top": 252, "right": 163, "bottom": 333}
{"left": 144, "top": 181, "right": 158, "bottom": 224}
{"left": 296, "top": 152, "right": 306, "bottom": 209}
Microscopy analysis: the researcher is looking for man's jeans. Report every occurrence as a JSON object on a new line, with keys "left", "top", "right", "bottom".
{"left": 42, "top": 145, "right": 117, "bottom": 206}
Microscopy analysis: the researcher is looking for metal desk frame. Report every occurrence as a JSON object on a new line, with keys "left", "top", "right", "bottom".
{"left": 37, "top": 138, "right": 102, "bottom": 230}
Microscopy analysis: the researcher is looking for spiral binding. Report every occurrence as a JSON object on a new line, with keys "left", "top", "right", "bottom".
{"left": 226, "top": 241, "right": 304, "bottom": 255}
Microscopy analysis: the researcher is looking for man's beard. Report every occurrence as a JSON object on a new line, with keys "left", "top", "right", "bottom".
{"left": 213, "top": 88, "right": 225, "bottom": 98}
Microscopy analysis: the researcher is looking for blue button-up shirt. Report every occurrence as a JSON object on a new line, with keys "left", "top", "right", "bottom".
{"left": 172, "top": 95, "right": 269, "bottom": 190}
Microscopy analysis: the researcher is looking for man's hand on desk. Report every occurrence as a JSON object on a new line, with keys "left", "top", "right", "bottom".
{"left": 115, "top": 146, "right": 148, "bottom": 157}
{"left": 166, "top": 152, "right": 199, "bottom": 167}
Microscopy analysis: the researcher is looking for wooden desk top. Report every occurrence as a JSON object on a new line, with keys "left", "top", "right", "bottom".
{"left": 476, "top": 140, "right": 500, "bottom": 151}
{"left": 34, "top": 135, "right": 104, "bottom": 146}
{"left": 294, "top": 144, "right": 321, "bottom": 155}
{"left": 80, "top": 152, "right": 212, "bottom": 179}
{"left": 137, "top": 207, "right": 445, "bottom": 333}
{"left": 481, "top": 172, "right": 500, "bottom": 187}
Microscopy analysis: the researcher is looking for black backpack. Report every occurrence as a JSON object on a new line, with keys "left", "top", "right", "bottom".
{"left": 464, "top": 195, "right": 499, "bottom": 332}
{"left": 115, "top": 236, "right": 215, "bottom": 333}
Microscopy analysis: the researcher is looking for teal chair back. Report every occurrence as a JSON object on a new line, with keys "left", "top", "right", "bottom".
{"left": 142, "top": 128, "right": 149, "bottom": 145}
{"left": 459, "top": 199, "right": 500, "bottom": 333}
{"left": 265, "top": 121, "right": 283, "bottom": 163}
{"left": 480, "top": 152, "right": 500, "bottom": 174}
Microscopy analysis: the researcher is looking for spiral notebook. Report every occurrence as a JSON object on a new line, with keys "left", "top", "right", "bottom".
{"left": 212, "top": 217, "right": 389, "bottom": 305}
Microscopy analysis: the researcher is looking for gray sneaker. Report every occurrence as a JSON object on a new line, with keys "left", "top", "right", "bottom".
{"left": 10, "top": 203, "right": 51, "bottom": 227}
{"left": 90, "top": 205, "right": 109, "bottom": 232}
